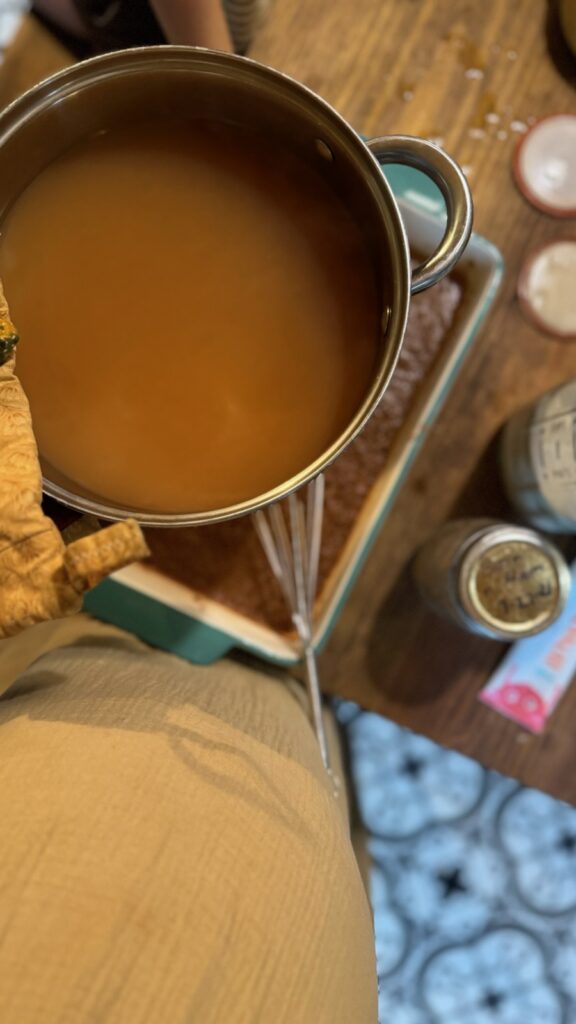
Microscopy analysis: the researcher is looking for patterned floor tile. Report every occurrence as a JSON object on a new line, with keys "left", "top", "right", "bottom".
{"left": 338, "top": 703, "right": 576, "bottom": 1024}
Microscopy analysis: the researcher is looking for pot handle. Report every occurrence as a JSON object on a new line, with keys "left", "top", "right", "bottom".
{"left": 366, "top": 135, "right": 473, "bottom": 294}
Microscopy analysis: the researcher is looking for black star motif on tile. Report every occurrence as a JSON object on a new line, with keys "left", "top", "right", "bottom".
{"left": 482, "top": 990, "right": 504, "bottom": 1011}
{"left": 492, "top": 897, "right": 509, "bottom": 915}
{"left": 402, "top": 756, "right": 424, "bottom": 779}
{"left": 396, "top": 853, "right": 413, "bottom": 870}
{"left": 558, "top": 832, "right": 576, "bottom": 853}
{"left": 437, "top": 867, "right": 467, "bottom": 898}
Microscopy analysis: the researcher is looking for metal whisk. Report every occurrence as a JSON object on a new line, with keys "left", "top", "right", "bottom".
{"left": 254, "top": 474, "right": 334, "bottom": 778}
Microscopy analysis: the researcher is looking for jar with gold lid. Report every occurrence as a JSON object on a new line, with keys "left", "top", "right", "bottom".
{"left": 413, "top": 519, "right": 571, "bottom": 640}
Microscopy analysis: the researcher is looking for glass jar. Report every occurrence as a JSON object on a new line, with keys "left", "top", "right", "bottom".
{"left": 501, "top": 379, "right": 576, "bottom": 531}
{"left": 413, "top": 518, "right": 571, "bottom": 639}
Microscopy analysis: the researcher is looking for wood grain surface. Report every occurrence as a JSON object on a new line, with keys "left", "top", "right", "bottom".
{"left": 254, "top": 0, "right": 576, "bottom": 803}
{"left": 3, "top": 3, "right": 576, "bottom": 801}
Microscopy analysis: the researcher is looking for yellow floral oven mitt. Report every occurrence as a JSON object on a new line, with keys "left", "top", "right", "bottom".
{"left": 0, "top": 282, "right": 149, "bottom": 638}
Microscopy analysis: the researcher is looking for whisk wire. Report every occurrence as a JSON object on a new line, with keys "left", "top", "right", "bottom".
{"left": 254, "top": 475, "right": 332, "bottom": 776}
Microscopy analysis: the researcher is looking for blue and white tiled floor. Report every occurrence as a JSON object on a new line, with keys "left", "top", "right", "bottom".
{"left": 338, "top": 704, "right": 576, "bottom": 1024}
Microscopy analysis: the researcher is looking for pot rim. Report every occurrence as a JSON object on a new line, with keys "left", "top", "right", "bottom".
{"left": 0, "top": 45, "right": 412, "bottom": 527}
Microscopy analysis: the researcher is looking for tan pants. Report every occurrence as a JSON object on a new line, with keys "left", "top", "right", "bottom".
{"left": 0, "top": 617, "right": 377, "bottom": 1023}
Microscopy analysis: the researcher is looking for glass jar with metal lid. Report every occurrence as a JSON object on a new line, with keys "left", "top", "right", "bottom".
{"left": 501, "top": 379, "right": 576, "bottom": 531}
{"left": 413, "top": 518, "right": 571, "bottom": 640}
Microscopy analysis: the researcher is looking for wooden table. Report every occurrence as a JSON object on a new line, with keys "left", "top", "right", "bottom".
{"left": 3, "top": 3, "right": 576, "bottom": 803}
{"left": 254, "top": 0, "right": 576, "bottom": 804}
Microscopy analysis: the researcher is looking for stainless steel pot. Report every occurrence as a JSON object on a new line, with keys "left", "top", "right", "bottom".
{"left": 0, "top": 47, "right": 472, "bottom": 526}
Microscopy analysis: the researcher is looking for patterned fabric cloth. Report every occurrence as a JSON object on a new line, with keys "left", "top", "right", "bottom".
{"left": 339, "top": 703, "right": 576, "bottom": 1024}
{"left": 223, "top": 0, "right": 269, "bottom": 53}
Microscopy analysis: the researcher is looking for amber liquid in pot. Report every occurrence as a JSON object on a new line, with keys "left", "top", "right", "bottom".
{"left": 0, "top": 119, "right": 379, "bottom": 512}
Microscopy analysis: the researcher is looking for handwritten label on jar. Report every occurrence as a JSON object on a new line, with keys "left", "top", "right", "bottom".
{"left": 470, "top": 541, "right": 558, "bottom": 626}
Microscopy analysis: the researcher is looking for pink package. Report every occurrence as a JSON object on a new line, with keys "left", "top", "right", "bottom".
{"left": 479, "top": 564, "right": 576, "bottom": 733}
